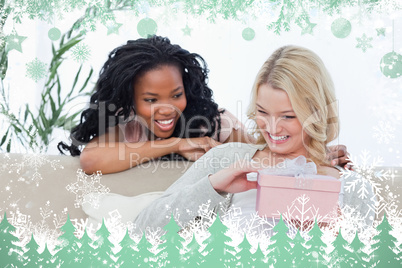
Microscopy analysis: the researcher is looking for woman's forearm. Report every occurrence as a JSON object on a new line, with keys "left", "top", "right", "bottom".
{"left": 80, "top": 137, "right": 181, "bottom": 174}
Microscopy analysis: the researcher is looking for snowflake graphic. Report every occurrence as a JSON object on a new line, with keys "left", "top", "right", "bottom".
{"left": 197, "top": 200, "right": 218, "bottom": 229}
{"left": 372, "top": 121, "right": 395, "bottom": 144}
{"left": 70, "top": 217, "right": 97, "bottom": 239}
{"left": 77, "top": 209, "right": 137, "bottom": 252}
{"left": 66, "top": 169, "right": 110, "bottom": 209}
{"left": 71, "top": 42, "right": 91, "bottom": 63}
{"left": 7, "top": 202, "right": 68, "bottom": 253}
{"left": 325, "top": 205, "right": 375, "bottom": 245}
{"left": 339, "top": 150, "right": 402, "bottom": 222}
{"left": 356, "top": 33, "right": 373, "bottom": 52}
{"left": 387, "top": 212, "right": 402, "bottom": 244}
{"left": 25, "top": 57, "right": 47, "bottom": 82}
{"left": 144, "top": 227, "right": 165, "bottom": 255}
{"left": 29, "top": 203, "right": 67, "bottom": 252}
{"left": 159, "top": 251, "right": 168, "bottom": 260}
{"left": 176, "top": 200, "right": 233, "bottom": 244}
{"left": 342, "top": 150, "right": 390, "bottom": 201}
{"left": 162, "top": 198, "right": 220, "bottom": 242}
{"left": 222, "top": 210, "right": 275, "bottom": 251}
{"left": 279, "top": 194, "right": 337, "bottom": 239}
{"left": 9, "top": 154, "right": 64, "bottom": 186}
{"left": 221, "top": 206, "right": 246, "bottom": 233}
{"left": 104, "top": 210, "right": 133, "bottom": 242}
{"left": 367, "top": 190, "right": 402, "bottom": 220}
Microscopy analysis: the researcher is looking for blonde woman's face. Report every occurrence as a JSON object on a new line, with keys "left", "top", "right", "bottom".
{"left": 255, "top": 84, "right": 310, "bottom": 157}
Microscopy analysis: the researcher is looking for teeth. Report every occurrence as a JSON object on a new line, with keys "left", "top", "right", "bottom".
{"left": 269, "top": 133, "right": 288, "bottom": 141}
{"left": 156, "top": 119, "right": 174, "bottom": 125}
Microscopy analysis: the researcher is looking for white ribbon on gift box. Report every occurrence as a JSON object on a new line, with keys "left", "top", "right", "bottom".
{"left": 258, "top": 155, "right": 317, "bottom": 189}
{"left": 294, "top": 174, "right": 315, "bottom": 190}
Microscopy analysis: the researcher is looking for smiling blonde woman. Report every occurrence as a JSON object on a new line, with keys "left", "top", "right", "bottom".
{"left": 248, "top": 45, "right": 339, "bottom": 166}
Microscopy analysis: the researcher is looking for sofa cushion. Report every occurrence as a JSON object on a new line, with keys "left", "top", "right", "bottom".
{"left": 82, "top": 191, "right": 164, "bottom": 229}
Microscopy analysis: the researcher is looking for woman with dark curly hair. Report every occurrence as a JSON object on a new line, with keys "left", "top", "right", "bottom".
{"left": 58, "top": 35, "right": 251, "bottom": 174}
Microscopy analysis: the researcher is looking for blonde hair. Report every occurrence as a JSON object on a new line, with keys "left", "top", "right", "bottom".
{"left": 247, "top": 46, "right": 339, "bottom": 165}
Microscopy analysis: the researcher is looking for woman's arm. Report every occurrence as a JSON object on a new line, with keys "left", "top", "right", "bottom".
{"left": 208, "top": 161, "right": 260, "bottom": 193}
{"left": 134, "top": 143, "right": 262, "bottom": 230}
{"left": 80, "top": 137, "right": 178, "bottom": 174}
{"left": 134, "top": 148, "right": 227, "bottom": 230}
{"left": 80, "top": 126, "right": 222, "bottom": 174}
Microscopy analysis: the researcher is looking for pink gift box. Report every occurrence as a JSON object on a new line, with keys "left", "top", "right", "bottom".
{"left": 256, "top": 173, "right": 341, "bottom": 220}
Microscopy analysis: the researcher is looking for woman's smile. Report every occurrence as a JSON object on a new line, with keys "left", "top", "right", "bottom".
{"left": 267, "top": 132, "right": 290, "bottom": 144}
{"left": 154, "top": 118, "right": 175, "bottom": 132}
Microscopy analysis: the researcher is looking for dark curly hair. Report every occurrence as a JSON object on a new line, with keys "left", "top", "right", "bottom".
{"left": 58, "top": 35, "right": 222, "bottom": 156}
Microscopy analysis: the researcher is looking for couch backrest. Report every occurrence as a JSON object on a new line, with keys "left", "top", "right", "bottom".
{"left": 0, "top": 153, "right": 193, "bottom": 224}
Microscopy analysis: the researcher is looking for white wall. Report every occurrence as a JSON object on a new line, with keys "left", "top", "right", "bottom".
{"left": 3, "top": 5, "right": 402, "bottom": 167}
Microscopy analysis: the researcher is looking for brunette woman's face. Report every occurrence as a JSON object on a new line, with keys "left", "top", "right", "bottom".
{"left": 133, "top": 65, "right": 187, "bottom": 139}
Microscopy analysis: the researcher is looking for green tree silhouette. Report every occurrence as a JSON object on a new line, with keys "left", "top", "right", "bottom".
{"left": 349, "top": 231, "right": 369, "bottom": 268}
{"left": 53, "top": 215, "right": 80, "bottom": 267}
{"left": 134, "top": 232, "right": 156, "bottom": 267}
{"left": 183, "top": 233, "right": 204, "bottom": 267}
{"left": 266, "top": 215, "right": 292, "bottom": 268}
{"left": 201, "top": 213, "right": 236, "bottom": 267}
{"left": 290, "top": 229, "right": 309, "bottom": 267}
{"left": 39, "top": 243, "right": 54, "bottom": 267}
{"left": 252, "top": 243, "right": 267, "bottom": 267}
{"left": 156, "top": 214, "right": 186, "bottom": 267}
{"left": 92, "top": 219, "right": 115, "bottom": 267}
{"left": 304, "top": 219, "right": 328, "bottom": 267}
{"left": 328, "top": 229, "right": 353, "bottom": 267}
{"left": 23, "top": 234, "right": 41, "bottom": 266}
{"left": 398, "top": 244, "right": 402, "bottom": 267}
{"left": 76, "top": 228, "right": 95, "bottom": 267}
{"left": 369, "top": 214, "right": 400, "bottom": 267}
{"left": 115, "top": 229, "right": 138, "bottom": 267}
{"left": 0, "top": 212, "right": 24, "bottom": 268}
{"left": 236, "top": 233, "right": 253, "bottom": 267}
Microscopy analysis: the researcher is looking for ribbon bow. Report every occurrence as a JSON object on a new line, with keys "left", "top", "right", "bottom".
{"left": 258, "top": 155, "right": 317, "bottom": 177}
